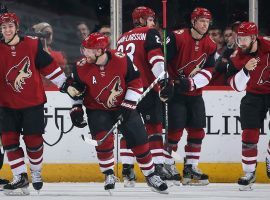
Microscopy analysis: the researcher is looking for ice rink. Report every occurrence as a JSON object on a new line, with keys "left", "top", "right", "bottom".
{"left": 0, "top": 183, "right": 269, "bottom": 200}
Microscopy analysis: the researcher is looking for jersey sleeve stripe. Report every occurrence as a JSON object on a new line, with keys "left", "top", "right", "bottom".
{"left": 125, "top": 87, "right": 143, "bottom": 102}
{"left": 45, "top": 67, "right": 62, "bottom": 79}
{"left": 149, "top": 55, "right": 164, "bottom": 64}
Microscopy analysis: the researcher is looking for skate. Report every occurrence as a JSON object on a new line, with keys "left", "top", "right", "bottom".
{"left": 3, "top": 173, "right": 30, "bottom": 196}
{"left": 146, "top": 173, "right": 168, "bottom": 194}
{"left": 238, "top": 172, "right": 256, "bottom": 191}
{"left": 155, "top": 164, "right": 172, "bottom": 181}
{"left": 31, "top": 170, "right": 43, "bottom": 192}
{"left": 266, "top": 157, "right": 270, "bottom": 178}
{"left": 122, "top": 164, "right": 136, "bottom": 187}
{"left": 0, "top": 178, "right": 9, "bottom": 191}
{"left": 104, "top": 170, "right": 119, "bottom": 195}
{"left": 182, "top": 164, "right": 209, "bottom": 186}
{"left": 164, "top": 163, "right": 182, "bottom": 186}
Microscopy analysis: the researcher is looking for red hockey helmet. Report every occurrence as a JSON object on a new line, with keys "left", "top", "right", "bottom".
{"left": 0, "top": 12, "right": 19, "bottom": 26}
{"left": 132, "top": 6, "right": 155, "bottom": 25}
{"left": 81, "top": 32, "right": 110, "bottom": 50}
{"left": 237, "top": 21, "right": 258, "bottom": 36}
{"left": 191, "top": 7, "right": 212, "bottom": 21}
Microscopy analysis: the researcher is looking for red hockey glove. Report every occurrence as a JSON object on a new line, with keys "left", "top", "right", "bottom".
{"left": 70, "top": 104, "right": 87, "bottom": 128}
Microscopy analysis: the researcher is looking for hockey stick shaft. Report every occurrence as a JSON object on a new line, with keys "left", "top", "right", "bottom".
{"left": 162, "top": 0, "right": 169, "bottom": 147}
{"left": 81, "top": 71, "right": 166, "bottom": 146}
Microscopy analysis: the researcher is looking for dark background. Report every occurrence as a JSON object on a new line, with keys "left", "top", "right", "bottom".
{"left": 1, "top": 0, "right": 269, "bottom": 64}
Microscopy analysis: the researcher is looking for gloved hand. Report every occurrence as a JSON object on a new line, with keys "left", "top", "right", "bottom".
{"left": 118, "top": 100, "right": 137, "bottom": 124}
{"left": 60, "top": 77, "right": 86, "bottom": 100}
{"left": 159, "top": 78, "right": 174, "bottom": 103}
{"left": 174, "top": 76, "right": 195, "bottom": 93}
{"left": 70, "top": 104, "right": 87, "bottom": 128}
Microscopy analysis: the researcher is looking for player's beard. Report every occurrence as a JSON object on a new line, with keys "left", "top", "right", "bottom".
{"left": 241, "top": 42, "right": 253, "bottom": 54}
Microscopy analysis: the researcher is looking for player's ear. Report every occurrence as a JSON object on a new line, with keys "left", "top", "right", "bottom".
{"left": 97, "top": 48, "right": 103, "bottom": 55}
{"left": 139, "top": 17, "right": 145, "bottom": 26}
{"left": 191, "top": 19, "right": 195, "bottom": 26}
{"left": 251, "top": 35, "right": 256, "bottom": 42}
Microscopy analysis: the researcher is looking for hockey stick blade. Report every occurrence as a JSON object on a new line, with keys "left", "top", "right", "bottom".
{"left": 81, "top": 134, "right": 98, "bottom": 146}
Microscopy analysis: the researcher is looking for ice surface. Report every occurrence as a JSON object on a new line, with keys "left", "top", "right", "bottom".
{"left": 0, "top": 183, "right": 269, "bottom": 200}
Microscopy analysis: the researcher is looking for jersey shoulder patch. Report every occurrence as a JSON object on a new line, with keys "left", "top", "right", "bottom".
{"left": 173, "top": 29, "right": 184, "bottom": 35}
{"left": 26, "top": 35, "right": 39, "bottom": 40}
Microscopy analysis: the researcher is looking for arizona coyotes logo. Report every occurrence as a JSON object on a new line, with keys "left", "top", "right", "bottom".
{"left": 178, "top": 53, "right": 207, "bottom": 77}
{"left": 258, "top": 54, "right": 270, "bottom": 85}
{"left": 6, "top": 56, "right": 32, "bottom": 92}
{"left": 95, "top": 76, "right": 123, "bottom": 109}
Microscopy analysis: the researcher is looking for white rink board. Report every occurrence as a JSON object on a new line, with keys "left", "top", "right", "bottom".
{"left": 12, "top": 90, "right": 268, "bottom": 163}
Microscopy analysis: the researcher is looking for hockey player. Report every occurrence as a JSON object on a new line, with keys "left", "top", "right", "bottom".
{"left": 227, "top": 21, "right": 270, "bottom": 190}
{"left": 165, "top": 7, "right": 217, "bottom": 186}
{"left": 0, "top": 12, "right": 67, "bottom": 195}
{"left": 116, "top": 6, "right": 175, "bottom": 187}
{"left": 63, "top": 32, "right": 168, "bottom": 194}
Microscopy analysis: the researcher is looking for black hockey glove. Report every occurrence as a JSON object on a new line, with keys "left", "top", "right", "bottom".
{"left": 159, "top": 78, "right": 174, "bottom": 103}
{"left": 70, "top": 104, "right": 87, "bottom": 128}
{"left": 174, "top": 76, "right": 195, "bottom": 94}
{"left": 118, "top": 100, "right": 137, "bottom": 125}
{"left": 60, "top": 77, "right": 86, "bottom": 100}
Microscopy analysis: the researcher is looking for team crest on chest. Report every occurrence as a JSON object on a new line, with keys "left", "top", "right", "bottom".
{"left": 95, "top": 76, "right": 123, "bottom": 109}
{"left": 178, "top": 53, "right": 207, "bottom": 77}
{"left": 257, "top": 54, "right": 270, "bottom": 85}
{"left": 6, "top": 56, "right": 32, "bottom": 93}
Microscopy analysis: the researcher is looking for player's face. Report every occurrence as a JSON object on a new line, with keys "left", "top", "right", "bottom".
{"left": 81, "top": 47, "right": 98, "bottom": 63}
{"left": 1, "top": 22, "right": 17, "bottom": 41}
{"left": 237, "top": 35, "right": 253, "bottom": 53}
{"left": 194, "top": 17, "right": 210, "bottom": 35}
{"left": 146, "top": 16, "right": 155, "bottom": 28}
{"left": 223, "top": 29, "right": 233, "bottom": 44}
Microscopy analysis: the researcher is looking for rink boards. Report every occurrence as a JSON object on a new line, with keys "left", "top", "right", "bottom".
{"left": 1, "top": 87, "right": 270, "bottom": 183}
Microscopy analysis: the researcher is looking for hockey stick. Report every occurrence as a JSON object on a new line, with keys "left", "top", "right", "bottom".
{"left": 81, "top": 71, "right": 166, "bottom": 146}
{"left": 162, "top": 0, "right": 169, "bottom": 149}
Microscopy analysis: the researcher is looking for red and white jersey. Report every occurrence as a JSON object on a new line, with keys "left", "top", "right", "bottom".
{"left": 73, "top": 50, "right": 143, "bottom": 110}
{"left": 0, "top": 36, "right": 65, "bottom": 109}
{"left": 167, "top": 28, "right": 217, "bottom": 96}
{"left": 117, "top": 27, "right": 164, "bottom": 89}
{"left": 228, "top": 36, "right": 270, "bottom": 94}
